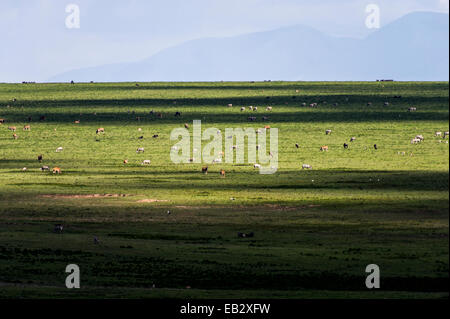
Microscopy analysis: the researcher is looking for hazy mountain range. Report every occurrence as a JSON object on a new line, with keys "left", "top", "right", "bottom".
{"left": 49, "top": 11, "right": 449, "bottom": 82}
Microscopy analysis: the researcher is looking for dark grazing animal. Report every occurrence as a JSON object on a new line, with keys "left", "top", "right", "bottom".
{"left": 238, "top": 232, "right": 254, "bottom": 238}
{"left": 374, "top": 144, "right": 378, "bottom": 150}
{"left": 202, "top": 166, "right": 208, "bottom": 174}
{"left": 38, "top": 154, "right": 43, "bottom": 162}
{"left": 344, "top": 143, "right": 348, "bottom": 149}
{"left": 54, "top": 224, "right": 64, "bottom": 233}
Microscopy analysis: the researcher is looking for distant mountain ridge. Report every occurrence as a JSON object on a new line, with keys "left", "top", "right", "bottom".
{"left": 49, "top": 12, "right": 449, "bottom": 82}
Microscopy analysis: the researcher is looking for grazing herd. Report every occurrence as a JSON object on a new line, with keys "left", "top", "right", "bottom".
{"left": 2, "top": 93, "right": 449, "bottom": 178}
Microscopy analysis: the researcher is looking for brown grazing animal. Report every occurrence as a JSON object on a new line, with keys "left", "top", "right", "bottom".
{"left": 202, "top": 166, "right": 208, "bottom": 174}
{"left": 220, "top": 169, "right": 226, "bottom": 177}
{"left": 52, "top": 167, "right": 62, "bottom": 174}
{"left": 8, "top": 126, "right": 16, "bottom": 131}
{"left": 23, "top": 125, "right": 31, "bottom": 131}
{"left": 264, "top": 125, "right": 270, "bottom": 130}
{"left": 96, "top": 128, "right": 105, "bottom": 134}
{"left": 0, "top": 118, "right": 4, "bottom": 124}
{"left": 123, "top": 159, "right": 128, "bottom": 164}
{"left": 74, "top": 120, "right": 80, "bottom": 124}
{"left": 38, "top": 154, "right": 43, "bottom": 162}
{"left": 184, "top": 123, "right": 189, "bottom": 129}
{"left": 320, "top": 146, "right": 329, "bottom": 151}
{"left": 12, "top": 133, "right": 18, "bottom": 139}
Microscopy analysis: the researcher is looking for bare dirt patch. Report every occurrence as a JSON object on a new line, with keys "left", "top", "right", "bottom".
{"left": 40, "top": 194, "right": 131, "bottom": 199}
{"left": 137, "top": 199, "right": 169, "bottom": 203}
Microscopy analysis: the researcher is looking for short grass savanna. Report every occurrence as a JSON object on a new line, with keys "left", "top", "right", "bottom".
{"left": 0, "top": 81, "right": 448, "bottom": 298}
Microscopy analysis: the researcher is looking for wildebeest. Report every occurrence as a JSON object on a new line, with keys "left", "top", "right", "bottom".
{"left": 96, "top": 128, "right": 105, "bottom": 134}
{"left": 39, "top": 115, "right": 46, "bottom": 121}
{"left": 202, "top": 166, "right": 208, "bottom": 174}
{"left": 320, "top": 146, "right": 329, "bottom": 151}
{"left": 136, "top": 147, "right": 145, "bottom": 153}
{"left": 238, "top": 232, "right": 254, "bottom": 238}
{"left": 138, "top": 136, "right": 144, "bottom": 139}
{"left": 54, "top": 224, "right": 64, "bottom": 233}
{"left": 374, "top": 144, "right": 378, "bottom": 150}
{"left": 23, "top": 125, "right": 31, "bottom": 131}
{"left": 247, "top": 116, "right": 256, "bottom": 122}
{"left": 220, "top": 169, "right": 226, "bottom": 177}
{"left": 38, "top": 154, "right": 43, "bottom": 162}
{"left": 52, "top": 167, "right": 61, "bottom": 174}
{"left": 344, "top": 143, "right": 348, "bottom": 149}
{"left": 175, "top": 111, "right": 181, "bottom": 117}
{"left": 325, "top": 129, "right": 332, "bottom": 135}
{"left": 302, "top": 164, "right": 312, "bottom": 169}
{"left": 295, "top": 143, "right": 299, "bottom": 149}
{"left": 152, "top": 134, "right": 159, "bottom": 138}
{"left": 141, "top": 160, "right": 151, "bottom": 165}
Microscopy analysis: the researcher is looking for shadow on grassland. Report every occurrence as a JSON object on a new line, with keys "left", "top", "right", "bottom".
{"left": 5, "top": 169, "right": 449, "bottom": 192}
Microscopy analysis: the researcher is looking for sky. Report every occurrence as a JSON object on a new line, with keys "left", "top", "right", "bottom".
{"left": 0, "top": 0, "right": 449, "bottom": 82}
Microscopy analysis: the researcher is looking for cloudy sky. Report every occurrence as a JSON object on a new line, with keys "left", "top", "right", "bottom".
{"left": 0, "top": 0, "right": 448, "bottom": 82}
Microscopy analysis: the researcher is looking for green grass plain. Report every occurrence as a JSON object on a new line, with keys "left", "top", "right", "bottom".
{"left": 0, "top": 81, "right": 448, "bottom": 299}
